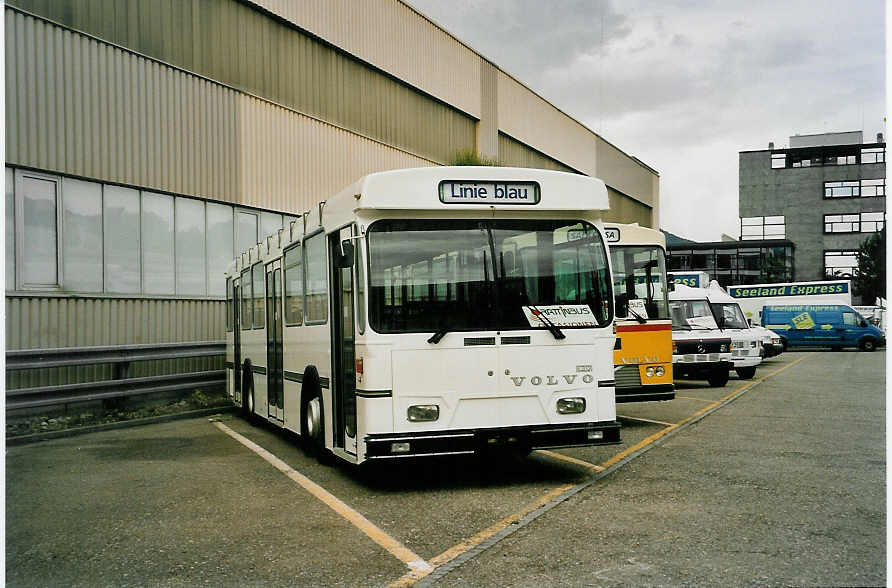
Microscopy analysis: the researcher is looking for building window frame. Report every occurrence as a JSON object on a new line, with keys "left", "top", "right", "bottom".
{"left": 824, "top": 179, "right": 886, "bottom": 199}
{"left": 14, "top": 169, "right": 63, "bottom": 291}
{"left": 823, "top": 249, "right": 860, "bottom": 278}
{"left": 740, "top": 215, "right": 785, "bottom": 240}
{"left": 823, "top": 212, "right": 886, "bottom": 233}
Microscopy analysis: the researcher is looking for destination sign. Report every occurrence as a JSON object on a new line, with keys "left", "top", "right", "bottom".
{"left": 439, "top": 181, "right": 539, "bottom": 205}
{"left": 603, "top": 227, "right": 620, "bottom": 243}
{"left": 728, "top": 283, "right": 848, "bottom": 298}
{"left": 522, "top": 305, "right": 597, "bottom": 328}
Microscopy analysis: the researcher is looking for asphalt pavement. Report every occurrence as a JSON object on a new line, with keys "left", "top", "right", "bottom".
{"left": 5, "top": 350, "right": 886, "bottom": 587}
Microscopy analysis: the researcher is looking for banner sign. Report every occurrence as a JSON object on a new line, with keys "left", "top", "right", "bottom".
{"left": 522, "top": 305, "right": 597, "bottom": 328}
{"left": 439, "top": 181, "right": 540, "bottom": 205}
{"left": 728, "top": 283, "right": 848, "bottom": 298}
{"left": 671, "top": 273, "right": 704, "bottom": 288}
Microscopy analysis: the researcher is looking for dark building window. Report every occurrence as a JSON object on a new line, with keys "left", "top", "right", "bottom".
{"left": 668, "top": 242, "right": 793, "bottom": 287}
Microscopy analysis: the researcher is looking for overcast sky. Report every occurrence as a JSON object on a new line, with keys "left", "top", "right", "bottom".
{"left": 407, "top": 0, "right": 886, "bottom": 241}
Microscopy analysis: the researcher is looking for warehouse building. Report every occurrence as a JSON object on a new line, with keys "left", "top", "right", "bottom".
{"left": 5, "top": 0, "right": 660, "bottom": 394}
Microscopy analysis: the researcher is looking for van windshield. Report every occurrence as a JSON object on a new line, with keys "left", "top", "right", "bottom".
{"left": 669, "top": 299, "right": 719, "bottom": 330}
{"left": 710, "top": 303, "right": 749, "bottom": 329}
{"left": 367, "top": 219, "right": 613, "bottom": 333}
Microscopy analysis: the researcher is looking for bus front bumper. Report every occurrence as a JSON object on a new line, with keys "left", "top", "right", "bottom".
{"left": 615, "top": 383, "right": 675, "bottom": 403}
{"left": 364, "top": 421, "right": 621, "bottom": 460}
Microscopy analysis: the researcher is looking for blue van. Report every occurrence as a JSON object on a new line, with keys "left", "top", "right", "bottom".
{"left": 762, "top": 304, "right": 886, "bottom": 351}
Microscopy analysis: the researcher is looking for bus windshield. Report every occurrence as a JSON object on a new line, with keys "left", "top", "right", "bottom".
{"left": 669, "top": 299, "right": 719, "bottom": 330}
{"left": 709, "top": 303, "right": 749, "bottom": 329}
{"left": 367, "top": 219, "right": 612, "bottom": 333}
{"left": 610, "top": 245, "right": 670, "bottom": 320}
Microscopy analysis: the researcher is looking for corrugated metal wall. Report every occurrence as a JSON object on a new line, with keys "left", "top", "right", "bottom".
{"left": 477, "top": 61, "right": 499, "bottom": 160}
{"left": 498, "top": 133, "right": 578, "bottom": 174}
{"left": 595, "top": 136, "right": 658, "bottom": 211}
{"left": 497, "top": 71, "right": 598, "bottom": 178}
{"left": 5, "top": 7, "right": 439, "bottom": 215}
{"left": 602, "top": 187, "right": 653, "bottom": 227}
{"left": 6, "top": 296, "right": 224, "bottom": 390}
{"left": 6, "top": 0, "right": 477, "bottom": 165}
{"left": 245, "top": 0, "right": 483, "bottom": 119}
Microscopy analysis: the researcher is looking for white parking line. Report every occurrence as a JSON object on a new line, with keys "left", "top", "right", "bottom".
{"left": 213, "top": 422, "right": 431, "bottom": 574}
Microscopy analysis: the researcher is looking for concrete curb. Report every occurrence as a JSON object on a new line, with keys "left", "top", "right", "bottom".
{"left": 6, "top": 405, "right": 238, "bottom": 446}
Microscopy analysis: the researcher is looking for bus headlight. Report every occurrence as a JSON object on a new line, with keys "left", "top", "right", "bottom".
{"left": 672, "top": 342, "right": 678, "bottom": 354}
{"left": 645, "top": 366, "right": 655, "bottom": 377}
{"left": 557, "top": 397, "right": 586, "bottom": 414}
{"left": 407, "top": 405, "right": 439, "bottom": 422}
{"left": 720, "top": 344, "right": 729, "bottom": 352}
{"left": 750, "top": 341, "right": 758, "bottom": 348}
{"left": 655, "top": 366, "right": 665, "bottom": 377}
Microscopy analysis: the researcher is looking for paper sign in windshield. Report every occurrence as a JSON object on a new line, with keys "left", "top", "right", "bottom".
{"left": 522, "top": 305, "right": 597, "bottom": 328}
{"left": 628, "top": 298, "right": 649, "bottom": 319}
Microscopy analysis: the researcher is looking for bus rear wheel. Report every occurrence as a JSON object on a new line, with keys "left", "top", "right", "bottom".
{"left": 302, "top": 389, "right": 332, "bottom": 465}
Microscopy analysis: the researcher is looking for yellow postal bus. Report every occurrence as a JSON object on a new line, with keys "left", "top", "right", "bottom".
{"left": 604, "top": 223, "right": 674, "bottom": 402}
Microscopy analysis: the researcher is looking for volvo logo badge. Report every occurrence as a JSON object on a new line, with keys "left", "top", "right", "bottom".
{"left": 697, "top": 344, "right": 706, "bottom": 353}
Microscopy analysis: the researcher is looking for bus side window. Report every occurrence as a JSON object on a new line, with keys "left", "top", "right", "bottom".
{"left": 284, "top": 244, "right": 303, "bottom": 326}
{"left": 240, "top": 268, "right": 253, "bottom": 329}
{"left": 252, "top": 262, "right": 265, "bottom": 329}
{"left": 304, "top": 232, "right": 328, "bottom": 324}
{"left": 225, "top": 278, "right": 232, "bottom": 332}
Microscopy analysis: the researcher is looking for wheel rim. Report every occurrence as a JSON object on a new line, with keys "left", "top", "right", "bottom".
{"left": 247, "top": 388, "right": 254, "bottom": 412}
{"left": 306, "top": 396, "right": 322, "bottom": 441}
{"left": 866, "top": 341, "right": 875, "bottom": 351}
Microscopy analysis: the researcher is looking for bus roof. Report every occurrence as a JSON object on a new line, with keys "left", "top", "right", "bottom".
{"left": 602, "top": 222, "right": 666, "bottom": 248}
{"left": 339, "top": 166, "right": 609, "bottom": 212}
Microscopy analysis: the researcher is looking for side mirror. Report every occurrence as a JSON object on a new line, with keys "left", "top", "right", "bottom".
{"left": 337, "top": 240, "right": 355, "bottom": 268}
{"left": 747, "top": 318, "right": 753, "bottom": 327}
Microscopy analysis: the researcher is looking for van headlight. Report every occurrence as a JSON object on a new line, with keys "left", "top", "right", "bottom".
{"left": 557, "top": 397, "right": 586, "bottom": 414}
{"left": 407, "top": 405, "right": 439, "bottom": 422}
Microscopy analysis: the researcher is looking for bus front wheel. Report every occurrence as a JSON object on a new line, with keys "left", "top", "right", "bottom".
{"left": 735, "top": 366, "right": 756, "bottom": 380}
{"left": 707, "top": 367, "right": 730, "bottom": 387}
{"left": 241, "top": 364, "right": 254, "bottom": 419}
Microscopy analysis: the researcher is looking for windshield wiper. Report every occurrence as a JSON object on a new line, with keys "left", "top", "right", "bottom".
{"left": 627, "top": 306, "right": 647, "bottom": 324}
{"left": 427, "top": 325, "right": 450, "bottom": 344}
{"left": 530, "top": 305, "right": 566, "bottom": 340}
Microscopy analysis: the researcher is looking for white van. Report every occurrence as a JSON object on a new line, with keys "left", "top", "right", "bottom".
{"left": 668, "top": 284, "right": 734, "bottom": 387}
{"left": 705, "top": 281, "right": 763, "bottom": 379}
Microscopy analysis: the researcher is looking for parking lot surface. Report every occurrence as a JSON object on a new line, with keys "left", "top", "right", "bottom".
{"left": 6, "top": 351, "right": 885, "bottom": 586}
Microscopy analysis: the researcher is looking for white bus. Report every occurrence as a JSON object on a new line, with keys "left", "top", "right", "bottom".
{"left": 224, "top": 167, "right": 621, "bottom": 464}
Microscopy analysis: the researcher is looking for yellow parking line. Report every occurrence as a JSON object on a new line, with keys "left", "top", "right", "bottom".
{"left": 392, "top": 354, "right": 813, "bottom": 586}
{"left": 617, "top": 415, "right": 677, "bottom": 427}
{"left": 214, "top": 422, "right": 431, "bottom": 574}
{"left": 535, "top": 449, "right": 605, "bottom": 472}
{"left": 675, "top": 395, "right": 716, "bottom": 403}
{"left": 389, "top": 482, "right": 575, "bottom": 587}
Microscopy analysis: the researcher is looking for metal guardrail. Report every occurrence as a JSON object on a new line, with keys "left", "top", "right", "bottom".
{"left": 6, "top": 341, "right": 226, "bottom": 411}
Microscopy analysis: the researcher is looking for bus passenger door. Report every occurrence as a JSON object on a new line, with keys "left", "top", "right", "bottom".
{"left": 233, "top": 283, "right": 241, "bottom": 400}
{"left": 330, "top": 227, "right": 357, "bottom": 455}
{"left": 266, "top": 262, "right": 284, "bottom": 422}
